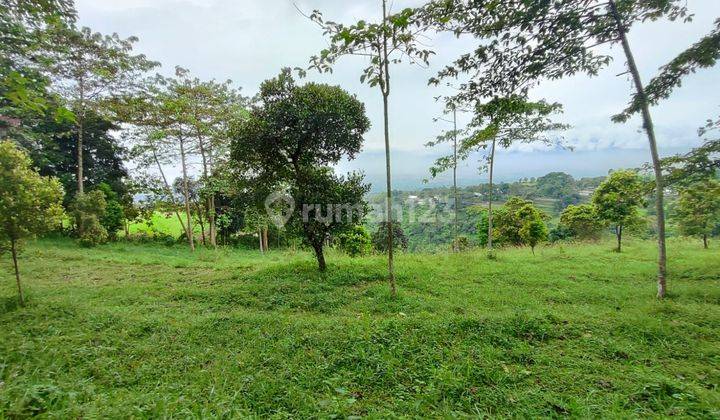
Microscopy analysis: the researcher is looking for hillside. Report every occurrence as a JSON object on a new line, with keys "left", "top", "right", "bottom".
{"left": 1, "top": 239, "right": 719, "bottom": 417}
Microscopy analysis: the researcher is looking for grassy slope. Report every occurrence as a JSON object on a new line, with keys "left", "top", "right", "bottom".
{"left": 0, "top": 238, "right": 719, "bottom": 417}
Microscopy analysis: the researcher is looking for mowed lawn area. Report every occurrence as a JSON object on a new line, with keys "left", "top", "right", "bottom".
{"left": 1, "top": 238, "right": 719, "bottom": 417}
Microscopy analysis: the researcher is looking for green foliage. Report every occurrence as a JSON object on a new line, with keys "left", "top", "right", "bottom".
{"left": 0, "top": 0, "right": 75, "bottom": 121}
{"left": 451, "top": 235, "right": 470, "bottom": 251}
{"left": 97, "top": 182, "right": 125, "bottom": 240}
{"left": 371, "top": 222, "right": 409, "bottom": 252}
{"left": 473, "top": 207, "right": 489, "bottom": 247}
{"left": 518, "top": 206, "right": 548, "bottom": 253}
{"left": 427, "top": 96, "right": 567, "bottom": 179}
{"left": 230, "top": 69, "right": 371, "bottom": 270}
{"left": 560, "top": 204, "right": 603, "bottom": 241}
{"left": 336, "top": 225, "right": 372, "bottom": 257}
{"left": 674, "top": 179, "right": 720, "bottom": 245}
{"left": 493, "top": 197, "right": 548, "bottom": 248}
{"left": 0, "top": 140, "right": 64, "bottom": 305}
{"left": 0, "top": 141, "right": 65, "bottom": 244}
{"left": 661, "top": 115, "right": 720, "bottom": 187}
{"left": 616, "top": 18, "right": 720, "bottom": 122}
{"left": 592, "top": 171, "right": 645, "bottom": 227}
{"left": 19, "top": 111, "right": 131, "bottom": 203}
{"left": 536, "top": 172, "right": 580, "bottom": 211}
{"left": 72, "top": 190, "right": 108, "bottom": 247}
{"left": 422, "top": 0, "right": 691, "bottom": 102}
{"left": 548, "top": 224, "right": 573, "bottom": 243}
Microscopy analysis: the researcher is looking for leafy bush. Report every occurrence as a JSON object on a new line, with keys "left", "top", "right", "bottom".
{"left": 78, "top": 215, "right": 108, "bottom": 247}
{"left": 336, "top": 225, "right": 372, "bottom": 257}
{"left": 493, "top": 197, "right": 548, "bottom": 248}
{"left": 98, "top": 183, "right": 125, "bottom": 240}
{"left": 548, "top": 224, "right": 573, "bottom": 243}
{"left": 559, "top": 204, "right": 603, "bottom": 240}
{"left": 72, "top": 191, "right": 108, "bottom": 247}
{"left": 452, "top": 235, "right": 471, "bottom": 251}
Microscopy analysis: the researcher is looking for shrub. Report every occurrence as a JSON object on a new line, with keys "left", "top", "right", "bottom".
{"left": 548, "top": 225, "right": 573, "bottom": 243}
{"left": 452, "top": 235, "right": 471, "bottom": 251}
{"left": 493, "top": 197, "right": 548, "bottom": 248}
{"left": 559, "top": 204, "right": 603, "bottom": 240}
{"left": 72, "top": 191, "right": 108, "bottom": 247}
{"left": 78, "top": 215, "right": 108, "bottom": 247}
{"left": 336, "top": 225, "right": 372, "bottom": 257}
{"left": 372, "top": 221, "right": 409, "bottom": 252}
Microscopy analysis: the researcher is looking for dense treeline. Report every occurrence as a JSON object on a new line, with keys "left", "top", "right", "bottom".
{"left": 1, "top": 0, "right": 719, "bottom": 305}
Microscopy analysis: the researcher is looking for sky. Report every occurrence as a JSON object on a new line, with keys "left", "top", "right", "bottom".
{"left": 75, "top": 0, "right": 720, "bottom": 191}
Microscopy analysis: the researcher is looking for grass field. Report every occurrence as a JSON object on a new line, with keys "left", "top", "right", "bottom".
{"left": 126, "top": 212, "right": 187, "bottom": 237}
{"left": 1, "top": 238, "right": 719, "bottom": 417}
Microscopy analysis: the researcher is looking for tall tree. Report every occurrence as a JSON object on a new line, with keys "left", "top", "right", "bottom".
{"left": 419, "top": 0, "right": 698, "bottom": 298}
{"left": 22, "top": 108, "right": 129, "bottom": 205}
{"left": 48, "top": 26, "right": 158, "bottom": 195}
{"left": 166, "top": 68, "right": 245, "bottom": 248}
{"left": 1, "top": 0, "right": 75, "bottom": 123}
{"left": 0, "top": 141, "right": 64, "bottom": 306}
{"left": 427, "top": 95, "right": 566, "bottom": 250}
{"left": 426, "top": 102, "right": 463, "bottom": 250}
{"left": 304, "top": 1, "right": 433, "bottom": 295}
{"left": 116, "top": 78, "right": 191, "bottom": 243}
{"left": 230, "top": 70, "right": 370, "bottom": 271}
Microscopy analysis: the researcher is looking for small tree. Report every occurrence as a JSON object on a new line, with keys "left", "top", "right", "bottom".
{"left": 560, "top": 204, "right": 603, "bottom": 241}
{"left": 372, "top": 221, "right": 409, "bottom": 253}
{"left": 0, "top": 141, "right": 64, "bottom": 306}
{"left": 305, "top": 1, "right": 433, "bottom": 294}
{"left": 592, "top": 170, "right": 645, "bottom": 252}
{"left": 674, "top": 180, "right": 720, "bottom": 249}
{"left": 519, "top": 214, "right": 547, "bottom": 255}
{"left": 72, "top": 190, "right": 108, "bottom": 247}
{"left": 230, "top": 70, "right": 371, "bottom": 271}
{"left": 492, "top": 197, "right": 543, "bottom": 246}
{"left": 337, "top": 225, "right": 372, "bottom": 257}
{"left": 97, "top": 182, "right": 125, "bottom": 240}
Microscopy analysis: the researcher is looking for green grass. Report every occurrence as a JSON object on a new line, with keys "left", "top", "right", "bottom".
{"left": 1, "top": 238, "right": 719, "bottom": 417}
{"left": 126, "top": 212, "right": 188, "bottom": 237}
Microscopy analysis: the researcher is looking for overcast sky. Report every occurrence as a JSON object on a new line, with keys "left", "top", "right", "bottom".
{"left": 75, "top": 0, "right": 720, "bottom": 190}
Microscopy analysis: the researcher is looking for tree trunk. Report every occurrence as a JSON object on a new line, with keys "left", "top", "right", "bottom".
{"left": 703, "top": 234, "right": 708, "bottom": 249}
{"left": 313, "top": 242, "right": 327, "bottom": 272}
{"left": 259, "top": 228, "right": 264, "bottom": 254}
{"left": 209, "top": 196, "right": 217, "bottom": 248}
{"left": 179, "top": 137, "right": 195, "bottom": 252}
{"left": 77, "top": 118, "right": 84, "bottom": 195}
{"left": 76, "top": 81, "right": 85, "bottom": 196}
{"left": 610, "top": 0, "right": 667, "bottom": 298}
{"left": 452, "top": 105, "right": 459, "bottom": 251}
{"left": 263, "top": 226, "right": 269, "bottom": 252}
{"left": 11, "top": 238, "right": 24, "bottom": 307}
{"left": 381, "top": 0, "right": 396, "bottom": 297}
{"left": 151, "top": 148, "right": 188, "bottom": 238}
{"left": 196, "top": 203, "right": 206, "bottom": 245}
{"left": 196, "top": 131, "right": 217, "bottom": 248}
{"left": 616, "top": 225, "right": 623, "bottom": 253}
{"left": 488, "top": 138, "right": 496, "bottom": 250}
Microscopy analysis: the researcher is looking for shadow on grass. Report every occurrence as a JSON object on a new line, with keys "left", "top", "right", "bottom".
{"left": 0, "top": 294, "right": 22, "bottom": 315}
{"left": 171, "top": 260, "right": 387, "bottom": 313}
